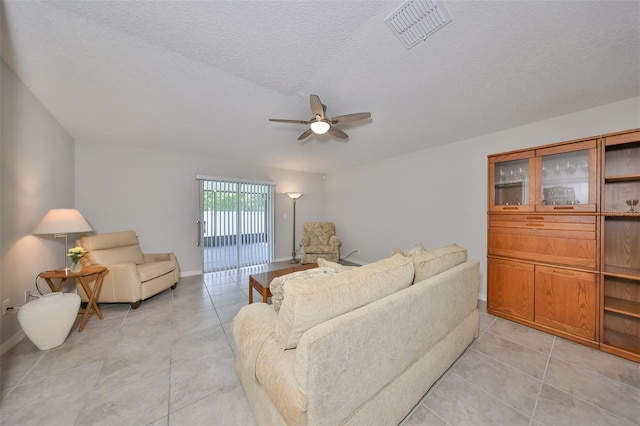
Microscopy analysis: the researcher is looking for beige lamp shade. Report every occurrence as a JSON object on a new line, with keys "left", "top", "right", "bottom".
{"left": 33, "top": 209, "right": 93, "bottom": 236}
{"left": 286, "top": 192, "right": 303, "bottom": 200}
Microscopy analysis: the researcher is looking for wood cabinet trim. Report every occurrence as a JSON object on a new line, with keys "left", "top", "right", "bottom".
{"left": 602, "top": 129, "right": 640, "bottom": 146}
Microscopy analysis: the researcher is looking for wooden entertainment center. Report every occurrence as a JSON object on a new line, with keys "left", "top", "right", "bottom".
{"left": 487, "top": 128, "right": 640, "bottom": 362}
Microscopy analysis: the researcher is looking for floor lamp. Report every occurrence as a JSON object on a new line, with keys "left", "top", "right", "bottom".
{"left": 33, "top": 209, "right": 93, "bottom": 274}
{"left": 286, "top": 193, "right": 303, "bottom": 264}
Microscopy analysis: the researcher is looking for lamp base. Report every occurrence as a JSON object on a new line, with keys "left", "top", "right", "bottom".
{"left": 289, "top": 258, "right": 299, "bottom": 264}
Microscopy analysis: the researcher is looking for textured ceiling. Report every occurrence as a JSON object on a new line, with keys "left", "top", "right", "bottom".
{"left": 2, "top": 0, "right": 639, "bottom": 173}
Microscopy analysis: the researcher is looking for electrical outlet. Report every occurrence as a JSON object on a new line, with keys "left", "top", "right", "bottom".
{"left": 2, "top": 299, "right": 9, "bottom": 316}
{"left": 24, "top": 289, "right": 31, "bottom": 303}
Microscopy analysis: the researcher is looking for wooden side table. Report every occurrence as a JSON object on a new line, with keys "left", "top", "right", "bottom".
{"left": 38, "top": 265, "right": 108, "bottom": 331}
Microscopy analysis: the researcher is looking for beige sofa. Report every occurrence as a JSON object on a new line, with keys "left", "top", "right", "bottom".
{"left": 77, "top": 230, "right": 179, "bottom": 308}
{"left": 233, "top": 244, "right": 479, "bottom": 425}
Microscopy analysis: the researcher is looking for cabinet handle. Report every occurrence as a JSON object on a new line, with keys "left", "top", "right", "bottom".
{"left": 553, "top": 206, "right": 574, "bottom": 210}
{"left": 502, "top": 206, "right": 519, "bottom": 210}
{"left": 526, "top": 223, "right": 544, "bottom": 227}
{"left": 526, "top": 216, "right": 544, "bottom": 220}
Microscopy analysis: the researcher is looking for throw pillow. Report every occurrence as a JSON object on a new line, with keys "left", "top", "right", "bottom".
{"left": 269, "top": 267, "right": 337, "bottom": 313}
{"left": 316, "top": 258, "right": 358, "bottom": 273}
{"left": 412, "top": 243, "right": 467, "bottom": 283}
{"left": 391, "top": 243, "right": 427, "bottom": 257}
{"left": 275, "top": 254, "right": 414, "bottom": 350}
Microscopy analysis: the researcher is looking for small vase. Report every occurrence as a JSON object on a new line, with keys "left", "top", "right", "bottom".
{"left": 70, "top": 261, "right": 83, "bottom": 273}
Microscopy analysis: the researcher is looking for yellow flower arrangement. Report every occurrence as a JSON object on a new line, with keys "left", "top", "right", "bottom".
{"left": 67, "top": 246, "right": 87, "bottom": 263}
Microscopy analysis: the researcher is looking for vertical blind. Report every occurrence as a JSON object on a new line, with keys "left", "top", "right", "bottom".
{"left": 197, "top": 175, "right": 275, "bottom": 272}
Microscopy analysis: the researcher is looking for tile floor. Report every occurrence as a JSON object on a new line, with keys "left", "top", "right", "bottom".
{"left": 1, "top": 263, "right": 639, "bottom": 426}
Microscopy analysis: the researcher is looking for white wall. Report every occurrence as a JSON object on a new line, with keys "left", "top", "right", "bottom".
{"left": 324, "top": 97, "right": 640, "bottom": 300}
{"left": 74, "top": 142, "right": 326, "bottom": 274}
{"left": 0, "top": 61, "right": 76, "bottom": 352}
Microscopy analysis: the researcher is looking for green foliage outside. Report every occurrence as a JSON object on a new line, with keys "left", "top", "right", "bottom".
{"left": 203, "top": 189, "right": 266, "bottom": 212}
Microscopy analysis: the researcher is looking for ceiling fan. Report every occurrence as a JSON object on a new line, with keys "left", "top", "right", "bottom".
{"left": 269, "top": 94, "right": 371, "bottom": 141}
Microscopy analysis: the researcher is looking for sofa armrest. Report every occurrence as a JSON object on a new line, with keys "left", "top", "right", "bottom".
{"left": 328, "top": 235, "right": 341, "bottom": 248}
{"left": 232, "top": 303, "right": 278, "bottom": 381}
{"left": 76, "top": 262, "right": 141, "bottom": 302}
{"left": 300, "top": 236, "right": 310, "bottom": 247}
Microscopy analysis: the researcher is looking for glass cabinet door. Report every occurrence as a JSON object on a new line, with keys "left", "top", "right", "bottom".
{"left": 489, "top": 151, "right": 535, "bottom": 212}
{"left": 535, "top": 139, "right": 597, "bottom": 212}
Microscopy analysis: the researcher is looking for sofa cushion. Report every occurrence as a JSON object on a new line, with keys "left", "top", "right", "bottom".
{"left": 412, "top": 243, "right": 467, "bottom": 283}
{"left": 137, "top": 259, "right": 176, "bottom": 282}
{"left": 303, "top": 222, "right": 336, "bottom": 246}
{"left": 86, "top": 245, "right": 144, "bottom": 266}
{"left": 270, "top": 267, "right": 338, "bottom": 313}
{"left": 80, "top": 230, "right": 137, "bottom": 250}
{"left": 80, "top": 230, "right": 144, "bottom": 265}
{"left": 316, "top": 258, "right": 358, "bottom": 273}
{"left": 275, "top": 254, "right": 414, "bottom": 349}
{"left": 392, "top": 243, "right": 427, "bottom": 257}
{"left": 304, "top": 245, "right": 335, "bottom": 253}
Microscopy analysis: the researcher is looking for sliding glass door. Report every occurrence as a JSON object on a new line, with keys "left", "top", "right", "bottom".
{"left": 198, "top": 176, "right": 275, "bottom": 272}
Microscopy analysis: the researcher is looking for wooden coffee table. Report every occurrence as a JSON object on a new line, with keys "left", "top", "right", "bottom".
{"left": 248, "top": 263, "right": 318, "bottom": 303}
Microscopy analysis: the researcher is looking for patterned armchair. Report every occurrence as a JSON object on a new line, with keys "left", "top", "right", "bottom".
{"left": 300, "top": 222, "right": 341, "bottom": 264}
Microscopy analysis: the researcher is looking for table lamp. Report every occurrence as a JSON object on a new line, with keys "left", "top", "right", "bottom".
{"left": 33, "top": 209, "right": 93, "bottom": 273}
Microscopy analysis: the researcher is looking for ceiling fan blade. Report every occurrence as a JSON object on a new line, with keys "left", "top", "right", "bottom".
{"left": 310, "top": 94, "right": 325, "bottom": 119}
{"left": 329, "top": 112, "right": 371, "bottom": 125}
{"left": 297, "top": 128, "right": 314, "bottom": 141}
{"left": 269, "top": 118, "right": 309, "bottom": 125}
{"left": 328, "top": 126, "right": 349, "bottom": 140}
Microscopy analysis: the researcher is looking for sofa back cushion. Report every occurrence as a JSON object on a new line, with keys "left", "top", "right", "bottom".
{"left": 275, "top": 254, "right": 414, "bottom": 349}
{"left": 270, "top": 267, "right": 338, "bottom": 313}
{"left": 303, "top": 222, "right": 336, "bottom": 246}
{"left": 412, "top": 243, "right": 467, "bottom": 283}
{"left": 79, "top": 230, "right": 144, "bottom": 265}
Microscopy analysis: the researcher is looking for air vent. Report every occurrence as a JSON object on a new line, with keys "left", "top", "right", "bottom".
{"left": 385, "top": 0, "right": 453, "bottom": 49}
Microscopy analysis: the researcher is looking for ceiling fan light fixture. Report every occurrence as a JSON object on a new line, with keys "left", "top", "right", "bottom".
{"left": 269, "top": 94, "right": 371, "bottom": 141}
{"left": 310, "top": 119, "right": 331, "bottom": 135}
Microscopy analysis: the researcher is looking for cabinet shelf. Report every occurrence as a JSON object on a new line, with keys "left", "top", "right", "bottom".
{"left": 541, "top": 176, "right": 589, "bottom": 185}
{"left": 604, "top": 174, "right": 640, "bottom": 183}
{"left": 604, "top": 297, "right": 640, "bottom": 318}
{"left": 602, "top": 265, "right": 640, "bottom": 279}
{"left": 602, "top": 329, "right": 640, "bottom": 355}
{"left": 602, "top": 212, "right": 640, "bottom": 217}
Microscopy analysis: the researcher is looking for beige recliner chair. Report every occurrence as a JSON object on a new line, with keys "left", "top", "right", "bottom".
{"left": 300, "top": 222, "right": 341, "bottom": 264}
{"left": 77, "top": 230, "right": 179, "bottom": 308}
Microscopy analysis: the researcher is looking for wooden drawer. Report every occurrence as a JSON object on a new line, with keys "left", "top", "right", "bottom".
{"left": 534, "top": 265, "right": 597, "bottom": 340}
{"left": 490, "top": 214, "right": 596, "bottom": 229}
{"left": 488, "top": 215, "right": 597, "bottom": 269}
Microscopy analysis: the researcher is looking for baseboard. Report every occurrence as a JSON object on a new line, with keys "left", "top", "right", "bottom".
{"left": 0, "top": 330, "right": 25, "bottom": 357}
{"left": 180, "top": 270, "right": 203, "bottom": 277}
{"left": 273, "top": 256, "right": 299, "bottom": 263}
